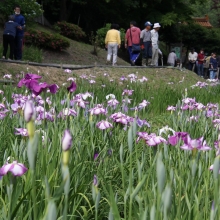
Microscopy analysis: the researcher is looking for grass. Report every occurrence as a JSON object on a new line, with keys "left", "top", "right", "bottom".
{"left": 0, "top": 67, "right": 220, "bottom": 219}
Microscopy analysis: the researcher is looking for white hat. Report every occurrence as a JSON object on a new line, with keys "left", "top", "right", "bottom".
{"left": 153, "top": 23, "right": 161, "bottom": 28}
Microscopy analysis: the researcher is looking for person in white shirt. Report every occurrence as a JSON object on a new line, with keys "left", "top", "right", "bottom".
{"left": 167, "top": 50, "right": 177, "bottom": 67}
{"left": 151, "top": 23, "right": 161, "bottom": 66}
{"left": 188, "top": 48, "right": 198, "bottom": 72}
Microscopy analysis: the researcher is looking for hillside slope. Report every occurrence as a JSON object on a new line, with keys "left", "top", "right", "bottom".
{"left": 0, "top": 24, "right": 130, "bottom": 66}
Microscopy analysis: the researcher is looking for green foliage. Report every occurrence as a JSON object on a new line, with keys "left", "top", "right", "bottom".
{"left": 0, "top": 45, "right": 42, "bottom": 62}
{"left": 22, "top": 46, "right": 42, "bottom": 63}
{"left": 1, "top": 70, "right": 220, "bottom": 219}
{"left": 96, "top": 23, "right": 125, "bottom": 48}
{"left": 54, "top": 21, "right": 86, "bottom": 41}
{"left": 161, "top": 22, "right": 220, "bottom": 53}
{"left": 0, "top": 0, "right": 43, "bottom": 22}
{"left": 24, "top": 28, "right": 70, "bottom": 51}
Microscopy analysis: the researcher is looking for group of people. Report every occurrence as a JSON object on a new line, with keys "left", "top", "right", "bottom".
{"left": 2, "top": 5, "right": 25, "bottom": 60}
{"left": 105, "top": 20, "right": 161, "bottom": 66}
{"left": 188, "top": 48, "right": 219, "bottom": 79}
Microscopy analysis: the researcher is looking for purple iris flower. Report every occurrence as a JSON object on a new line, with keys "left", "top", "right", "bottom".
{"left": 67, "top": 81, "right": 77, "bottom": 93}
{"left": 17, "top": 73, "right": 41, "bottom": 88}
{"left": 15, "top": 128, "right": 28, "bottom": 137}
{"left": 0, "top": 161, "right": 28, "bottom": 176}
{"left": 168, "top": 132, "right": 188, "bottom": 146}
{"left": 180, "top": 135, "right": 211, "bottom": 151}
{"left": 110, "top": 112, "right": 133, "bottom": 125}
{"left": 96, "top": 120, "right": 113, "bottom": 130}
{"left": 89, "top": 104, "right": 106, "bottom": 115}
{"left": 136, "top": 118, "right": 150, "bottom": 128}
{"left": 136, "top": 132, "right": 167, "bottom": 146}
{"left": 17, "top": 74, "right": 58, "bottom": 96}
{"left": 29, "top": 81, "right": 58, "bottom": 96}
{"left": 122, "top": 89, "right": 134, "bottom": 96}
{"left": 62, "top": 130, "right": 72, "bottom": 151}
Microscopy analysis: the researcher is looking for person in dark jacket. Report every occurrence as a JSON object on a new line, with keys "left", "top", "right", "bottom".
{"left": 2, "top": 15, "right": 20, "bottom": 60}
{"left": 13, "top": 5, "right": 25, "bottom": 60}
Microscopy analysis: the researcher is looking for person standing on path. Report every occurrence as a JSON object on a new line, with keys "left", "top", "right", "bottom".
{"left": 188, "top": 48, "right": 198, "bottom": 72}
{"left": 105, "top": 24, "right": 121, "bottom": 66}
{"left": 140, "top": 21, "right": 152, "bottom": 66}
{"left": 125, "top": 21, "right": 141, "bottom": 66}
{"left": 2, "top": 15, "right": 21, "bottom": 60}
{"left": 150, "top": 23, "right": 161, "bottom": 66}
{"left": 167, "top": 50, "right": 177, "bottom": 67}
{"left": 13, "top": 5, "right": 25, "bottom": 60}
{"left": 197, "top": 49, "right": 205, "bottom": 77}
{"left": 210, "top": 53, "right": 218, "bottom": 80}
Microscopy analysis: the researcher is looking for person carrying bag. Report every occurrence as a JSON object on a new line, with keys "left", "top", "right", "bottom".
{"left": 125, "top": 21, "right": 141, "bottom": 66}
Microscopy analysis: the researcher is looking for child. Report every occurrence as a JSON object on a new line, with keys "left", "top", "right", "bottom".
{"left": 3, "top": 15, "right": 20, "bottom": 60}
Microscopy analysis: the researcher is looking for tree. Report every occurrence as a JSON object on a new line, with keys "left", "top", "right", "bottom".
{"left": 0, "top": 0, "right": 43, "bottom": 22}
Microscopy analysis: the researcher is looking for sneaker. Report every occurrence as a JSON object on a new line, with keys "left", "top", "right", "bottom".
{"left": 2, "top": 56, "right": 5, "bottom": 59}
{"left": 113, "top": 63, "right": 118, "bottom": 66}
{"left": 8, "top": 58, "right": 12, "bottom": 60}
{"left": 130, "top": 60, "right": 135, "bottom": 66}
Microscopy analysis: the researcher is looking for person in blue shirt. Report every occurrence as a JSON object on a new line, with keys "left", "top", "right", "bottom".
{"left": 210, "top": 53, "right": 218, "bottom": 79}
{"left": 13, "top": 5, "right": 25, "bottom": 60}
{"left": 2, "top": 15, "right": 21, "bottom": 60}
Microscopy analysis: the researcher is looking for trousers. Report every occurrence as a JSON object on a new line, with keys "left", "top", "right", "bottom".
{"left": 151, "top": 46, "right": 158, "bottom": 65}
{"left": 3, "top": 34, "right": 15, "bottom": 59}
{"left": 107, "top": 43, "right": 118, "bottom": 65}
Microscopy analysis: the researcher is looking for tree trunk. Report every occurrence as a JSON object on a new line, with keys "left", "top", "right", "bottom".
{"left": 60, "top": 0, "right": 67, "bottom": 21}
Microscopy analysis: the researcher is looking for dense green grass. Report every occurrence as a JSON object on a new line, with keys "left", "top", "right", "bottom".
{"left": 0, "top": 71, "right": 220, "bottom": 219}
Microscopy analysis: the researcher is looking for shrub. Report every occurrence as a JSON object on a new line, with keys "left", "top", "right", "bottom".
{"left": 24, "top": 28, "right": 70, "bottom": 51}
{"left": 54, "top": 21, "right": 86, "bottom": 41}
{"left": 22, "top": 45, "right": 43, "bottom": 63}
{"left": 96, "top": 23, "right": 126, "bottom": 48}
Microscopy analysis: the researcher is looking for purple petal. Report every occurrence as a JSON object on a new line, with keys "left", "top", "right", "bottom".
{"left": 24, "top": 100, "right": 35, "bottom": 122}
{"left": 62, "top": 130, "right": 72, "bottom": 151}
{"left": 49, "top": 84, "right": 58, "bottom": 94}
{"left": 67, "top": 82, "right": 77, "bottom": 93}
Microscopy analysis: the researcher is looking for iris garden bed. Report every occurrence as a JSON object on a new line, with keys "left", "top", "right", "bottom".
{"left": 0, "top": 70, "right": 220, "bottom": 219}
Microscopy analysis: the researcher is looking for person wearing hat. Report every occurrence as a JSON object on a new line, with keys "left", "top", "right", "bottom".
{"left": 150, "top": 23, "right": 161, "bottom": 66}
{"left": 2, "top": 15, "right": 21, "bottom": 60}
{"left": 140, "top": 21, "right": 153, "bottom": 66}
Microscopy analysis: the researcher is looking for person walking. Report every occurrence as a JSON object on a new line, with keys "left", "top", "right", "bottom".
{"left": 105, "top": 24, "right": 121, "bottom": 66}
{"left": 2, "top": 15, "right": 20, "bottom": 60}
{"left": 125, "top": 21, "right": 141, "bottom": 66}
{"left": 188, "top": 48, "right": 198, "bottom": 72}
{"left": 151, "top": 23, "right": 161, "bottom": 66}
{"left": 140, "top": 21, "right": 152, "bottom": 66}
{"left": 197, "top": 49, "right": 205, "bottom": 77}
{"left": 216, "top": 54, "right": 220, "bottom": 79}
{"left": 210, "top": 53, "right": 218, "bottom": 80}
{"left": 13, "top": 5, "right": 25, "bottom": 60}
{"left": 167, "top": 50, "right": 177, "bottom": 67}
{"left": 203, "top": 53, "right": 211, "bottom": 79}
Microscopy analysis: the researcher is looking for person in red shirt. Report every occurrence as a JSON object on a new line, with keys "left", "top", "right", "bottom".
{"left": 125, "top": 21, "right": 141, "bottom": 66}
{"left": 197, "top": 49, "right": 205, "bottom": 77}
